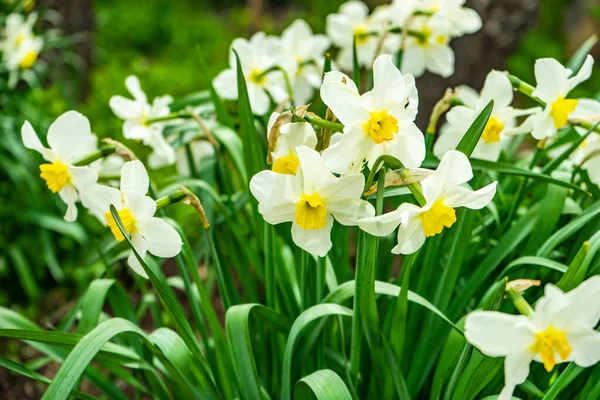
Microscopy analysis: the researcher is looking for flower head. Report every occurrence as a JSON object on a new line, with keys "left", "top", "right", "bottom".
{"left": 250, "top": 146, "right": 374, "bottom": 256}
{"left": 109, "top": 75, "right": 175, "bottom": 168}
{"left": 86, "top": 161, "right": 183, "bottom": 278}
{"left": 434, "top": 70, "right": 540, "bottom": 161}
{"left": 465, "top": 276, "right": 600, "bottom": 400}
{"left": 321, "top": 54, "right": 424, "bottom": 174}
{"left": 280, "top": 19, "right": 331, "bottom": 105}
{"left": 1, "top": 13, "right": 37, "bottom": 54}
{"left": 359, "top": 150, "right": 496, "bottom": 254}
{"left": 21, "top": 111, "right": 99, "bottom": 222}
{"left": 213, "top": 32, "right": 296, "bottom": 115}
{"left": 530, "top": 55, "right": 596, "bottom": 140}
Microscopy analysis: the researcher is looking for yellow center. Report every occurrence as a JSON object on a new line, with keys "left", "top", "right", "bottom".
{"left": 295, "top": 193, "right": 327, "bottom": 230}
{"left": 420, "top": 199, "right": 457, "bottom": 237}
{"left": 530, "top": 326, "right": 572, "bottom": 372}
{"left": 249, "top": 68, "right": 266, "bottom": 86}
{"left": 354, "top": 26, "right": 369, "bottom": 45}
{"left": 482, "top": 117, "right": 504, "bottom": 144}
{"left": 272, "top": 152, "right": 300, "bottom": 175}
{"left": 550, "top": 97, "right": 578, "bottom": 129}
{"left": 19, "top": 50, "right": 38, "bottom": 69}
{"left": 417, "top": 26, "right": 432, "bottom": 46}
{"left": 104, "top": 208, "right": 137, "bottom": 242}
{"left": 15, "top": 33, "right": 25, "bottom": 45}
{"left": 435, "top": 35, "right": 448, "bottom": 45}
{"left": 362, "top": 110, "right": 399, "bottom": 144}
{"left": 39, "top": 161, "right": 71, "bottom": 193}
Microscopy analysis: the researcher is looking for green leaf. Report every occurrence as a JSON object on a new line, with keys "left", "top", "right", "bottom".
{"left": 557, "top": 231, "right": 600, "bottom": 291}
{"left": 455, "top": 100, "right": 493, "bottom": 157}
{"left": 295, "top": 369, "right": 353, "bottom": 400}
{"left": 541, "top": 122, "right": 600, "bottom": 175}
{"left": 226, "top": 304, "right": 290, "bottom": 400}
{"left": 500, "top": 256, "right": 568, "bottom": 277}
{"left": 169, "top": 91, "right": 211, "bottom": 112}
{"left": 543, "top": 361, "right": 585, "bottom": 400}
{"left": 281, "top": 304, "right": 353, "bottom": 400}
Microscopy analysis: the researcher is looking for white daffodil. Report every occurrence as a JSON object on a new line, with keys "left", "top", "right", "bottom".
{"left": 465, "top": 276, "right": 600, "bottom": 400}
{"left": 109, "top": 75, "right": 175, "bottom": 168}
{"left": 321, "top": 54, "right": 424, "bottom": 174}
{"left": 5, "top": 35, "right": 43, "bottom": 71}
{"left": 566, "top": 100, "right": 600, "bottom": 186}
{"left": 1, "top": 13, "right": 37, "bottom": 53}
{"left": 359, "top": 150, "right": 496, "bottom": 254}
{"left": 21, "top": 111, "right": 99, "bottom": 222}
{"left": 326, "top": 1, "right": 384, "bottom": 71}
{"left": 280, "top": 19, "right": 331, "bottom": 105}
{"left": 213, "top": 32, "right": 296, "bottom": 115}
{"left": 267, "top": 111, "right": 318, "bottom": 175}
{"left": 401, "top": 15, "right": 455, "bottom": 78}
{"left": 87, "top": 161, "right": 183, "bottom": 278}
{"left": 434, "top": 70, "right": 540, "bottom": 161}
{"left": 530, "top": 55, "right": 597, "bottom": 140}
{"left": 413, "top": 0, "right": 482, "bottom": 37}
{"left": 250, "top": 146, "right": 374, "bottom": 256}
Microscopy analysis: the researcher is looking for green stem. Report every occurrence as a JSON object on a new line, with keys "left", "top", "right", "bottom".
{"left": 507, "top": 288, "right": 534, "bottom": 317}
{"left": 299, "top": 250, "right": 310, "bottom": 311}
{"left": 145, "top": 112, "right": 192, "bottom": 124}
{"left": 265, "top": 224, "right": 276, "bottom": 308}
{"left": 72, "top": 145, "right": 117, "bottom": 166}
{"left": 155, "top": 189, "right": 187, "bottom": 210}
{"left": 304, "top": 114, "right": 344, "bottom": 132}
{"left": 257, "top": 65, "right": 295, "bottom": 105}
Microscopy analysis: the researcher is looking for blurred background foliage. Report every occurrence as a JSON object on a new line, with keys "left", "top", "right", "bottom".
{"left": 2, "top": 0, "right": 600, "bottom": 311}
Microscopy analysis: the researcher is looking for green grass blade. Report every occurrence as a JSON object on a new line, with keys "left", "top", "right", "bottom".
{"left": 566, "top": 35, "right": 598, "bottom": 73}
{"left": 500, "top": 256, "right": 568, "bottom": 277}
{"left": 455, "top": 100, "right": 493, "bottom": 157}
{"left": 294, "top": 369, "right": 353, "bottom": 400}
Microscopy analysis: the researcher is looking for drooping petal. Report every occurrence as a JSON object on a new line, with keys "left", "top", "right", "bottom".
{"left": 443, "top": 181, "right": 497, "bottom": 210}
{"left": 127, "top": 233, "right": 149, "bottom": 279}
{"left": 250, "top": 170, "right": 301, "bottom": 224}
{"left": 139, "top": 217, "right": 183, "bottom": 258}
{"left": 291, "top": 214, "right": 334, "bottom": 257}
{"left": 21, "top": 120, "right": 54, "bottom": 161}
{"left": 358, "top": 207, "right": 404, "bottom": 237}
{"left": 120, "top": 160, "right": 149, "bottom": 196}
{"left": 109, "top": 95, "right": 143, "bottom": 120}
{"left": 58, "top": 184, "right": 79, "bottom": 222}
{"left": 47, "top": 111, "right": 93, "bottom": 162}
{"left": 465, "top": 311, "right": 535, "bottom": 356}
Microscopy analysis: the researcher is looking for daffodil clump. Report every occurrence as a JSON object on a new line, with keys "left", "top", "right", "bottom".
{"left": 5, "top": 1, "right": 600, "bottom": 400}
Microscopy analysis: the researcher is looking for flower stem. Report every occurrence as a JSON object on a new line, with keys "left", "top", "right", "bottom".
{"left": 146, "top": 112, "right": 192, "bottom": 124}
{"left": 155, "top": 189, "right": 187, "bottom": 210}
{"left": 304, "top": 114, "right": 344, "bottom": 132}
{"left": 507, "top": 288, "right": 534, "bottom": 317}
{"left": 72, "top": 145, "right": 117, "bottom": 166}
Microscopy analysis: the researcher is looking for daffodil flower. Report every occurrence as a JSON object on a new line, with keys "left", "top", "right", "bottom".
{"left": 405, "top": 0, "right": 482, "bottom": 37}
{"left": 87, "top": 161, "right": 183, "bottom": 278}
{"left": 530, "top": 55, "right": 597, "bottom": 140}
{"left": 5, "top": 35, "right": 43, "bottom": 71}
{"left": 400, "top": 16, "right": 455, "bottom": 78}
{"left": 326, "top": 1, "right": 383, "bottom": 71}
{"left": 267, "top": 112, "right": 318, "bottom": 175}
{"left": 566, "top": 99, "right": 600, "bottom": 186}
{"left": 465, "top": 276, "right": 600, "bottom": 400}
{"left": 250, "top": 146, "right": 374, "bottom": 256}
{"left": 359, "top": 150, "right": 496, "bottom": 254}
{"left": 1, "top": 13, "right": 37, "bottom": 54}
{"left": 320, "top": 54, "right": 424, "bottom": 174}
{"left": 213, "top": 32, "right": 296, "bottom": 115}
{"left": 109, "top": 75, "right": 175, "bottom": 168}
{"left": 280, "top": 19, "right": 331, "bottom": 105}
{"left": 434, "top": 70, "right": 540, "bottom": 161}
{"left": 21, "top": 111, "right": 99, "bottom": 222}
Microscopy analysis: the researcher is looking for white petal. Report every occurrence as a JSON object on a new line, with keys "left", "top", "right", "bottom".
{"left": 250, "top": 170, "right": 300, "bottom": 224}
{"left": 532, "top": 58, "right": 570, "bottom": 102}
{"left": 568, "top": 329, "right": 600, "bottom": 367}
{"left": 68, "top": 165, "right": 98, "bottom": 192}
{"left": 58, "top": 184, "right": 79, "bottom": 222}
{"left": 339, "top": 0, "right": 369, "bottom": 19}
{"left": 421, "top": 150, "right": 473, "bottom": 203}
{"left": 120, "top": 160, "right": 149, "bottom": 196}
{"left": 139, "top": 218, "right": 183, "bottom": 258}
{"left": 127, "top": 192, "right": 157, "bottom": 220}
{"left": 384, "top": 122, "right": 425, "bottom": 168}
{"left": 499, "top": 351, "right": 534, "bottom": 400}
{"left": 443, "top": 181, "right": 497, "bottom": 209}
{"left": 358, "top": 207, "right": 404, "bottom": 237}
{"left": 248, "top": 84, "right": 270, "bottom": 115}
{"left": 329, "top": 198, "right": 375, "bottom": 226}
{"left": 125, "top": 75, "right": 148, "bottom": 104}
{"left": 465, "top": 311, "right": 535, "bottom": 356}
{"left": 47, "top": 111, "right": 92, "bottom": 162}
{"left": 318, "top": 172, "right": 364, "bottom": 203}
{"left": 320, "top": 73, "right": 369, "bottom": 125}
{"left": 401, "top": 46, "right": 426, "bottom": 78}
{"left": 479, "top": 70, "right": 513, "bottom": 109}
{"left": 21, "top": 121, "right": 53, "bottom": 161}
{"left": 570, "top": 99, "right": 600, "bottom": 123}
{"left": 123, "top": 120, "right": 152, "bottom": 141}
{"left": 297, "top": 146, "right": 331, "bottom": 193}
{"left": 532, "top": 284, "right": 569, "bottom": 330}
{"left": 370, "top": 54, "right": 405, "bottom": 105}
{"left": 566, "top": 55, "right": 594, "bottom": 93}
{"left": 127, "top": 233, "right": 149, "bottom": 279}
{"left": 213, "top": 68, "right": 238, "bottom": 100}
{"left": 322, "top": 127, "right": 364, "bottom": 174}
{"left": 109, "top": 95, "right": 143, "bottom": 120}
{"left": 433, "top": 124, "right": 462, "bottom": 160}
{"left": 426, "top": 45, "right": 455, "bottom": 78}
{"left": 531, "top": 110, "right": 557, "bottom": 140}
{"left": 563, "top": 276, "right": 600, "bottom": 328}
{"left": 392, "top": 214, "right": 426, "bottom": 255}
{"left": 291, "top": 214, "right": 334, "bottom": 257}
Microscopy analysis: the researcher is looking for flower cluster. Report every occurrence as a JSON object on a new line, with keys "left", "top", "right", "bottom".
{"left": 1, "top": 11, "right": 44, "bottom": 86}
{"left": 213, "top": 0, "right": 482, "bottom": 115}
